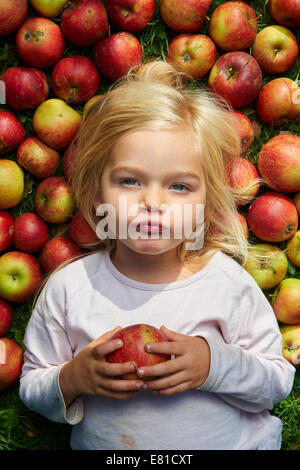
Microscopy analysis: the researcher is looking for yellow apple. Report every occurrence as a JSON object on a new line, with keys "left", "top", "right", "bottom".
{"left": 280, "top": 324, "right": 300, "bottom": 368}
{"left": 286, "top": 230, "right": 300, "bottom": 267}
{"left": 30, "top": 0, "right": 68, "bottom": 18}
{"left": 271, "top": 278, "right": 300, "bottom": 324}
{"left": 0, "top": 160, "right": 24, "bottom": 209}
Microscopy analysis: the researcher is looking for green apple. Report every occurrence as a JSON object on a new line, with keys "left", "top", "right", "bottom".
{"left": 0, "top": 160, "right": 24, "bottom": 209}
{"left": 280, "top": 324, "right": 300, "bottom": 367}
{"left": 33, "top": 98, "right": 82, "bottom": 150}
{"left": 0, "top": 251, "right": 42, "bottom": 303}
{"left": 30, "top": 0, "right": 68, "bottom": 18}
{"left": 244, "top": 243, "right": 288, "bottom": 290}
{"left": 286, "top": 230, "right": 300, "bottom": 267}
{"left": 271, "top": 278, "right": 300, "bottom": 324}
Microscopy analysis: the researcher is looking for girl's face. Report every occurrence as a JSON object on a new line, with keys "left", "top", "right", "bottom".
{"left": 95, "top": 127, "right": 206, "bottom": 256}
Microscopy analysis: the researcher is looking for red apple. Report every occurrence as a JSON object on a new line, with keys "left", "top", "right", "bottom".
{"left": 16, "top": 17, "right": 66, "bottom": 69}
{"left": 105, "top": 323, "right": 170, "bottom": 380}
{"left": 280, "top": 324, "right": 300, "bottom": 367}
{"left": 40, "top": 236, "right": 81, "bottom": 273}
{"left": 167, "top": 34, "right": 217, "bottom": 79}
{"left": 256, "top": 77, "right": 300, "bottom": 126}
{"left": 0, "top": 211, "right": 14, "bottom": 253}
{"left": 106, "top": 0, "right": 156, "bottom": 32}
{"left": 0, "top": 338, "right": 23, "bottom": 391}
{"left": 294, "top": 192, "right": 300, "bottom": 216}
{"left": 12, "top": 213, "right": 49, "bottom": 253}
{"left": 226, "top": 156, "right": 260, "bottom": 206}
{"left": 272, "top": 278, "right": 300, "bottom": 325}
{"left": 52, "top": 56, "right": 100, "bottom": 104}
{"left": 61, "top": 0, "right": 108, "bottom": 47}
{"left": 160, "top": 0, "right": 212, "bottom": 33}
{"left": 208, "top": 1, "right": 258, "bottom": 51}
{"left": 93, "top": 32, "right": 143, "bottom": 81}
{"left": 30, "top": 0, "right": 69, "bottom": 18}
{"left": 257, "top": 134, "right": 300, "bottom": 193}
{"left": 17, "top": 137, "right": 60, "bottom": 179}
{"left": 0, "top": 299, "right": 12, "bottom": 336}
{"left": 252, "top": 25, "right": 298, "bottom": 75}
{"left": 286, "top": 230, "right": 300, "bottom": 268}
{"left": 244, "top": 243, "right": 288, "bottom": 290}
{"left": 230, "top": 111, "right": 255, "bottom": 154}
{"left": 0, "top": 110, "right": 26, "bottom": 155}
{"left": 0, "top": 251, "right": 42, "bottom": 303}
{"left": 0, "top": 0, "right": 28, "bottom": 36}
{"left": 269, "top": 0, "right": 300, "bottom": 29}
{"left": 246, "top": 192, "right": 298, "bottom": 242}
{"left": 0, "top": 160, "right": 24, "bottom": 210}
{"left": 33, "top": 99, "right": 82, "bottom": 150}
{"left": 1, "top": 67, "right": 49, "bottom": 112}
{"left": 34, "top": 176, "right": 76, "bottom": 224}
{"left": 68, "top": 211, "right": 99, "bottom": 247}
{"left": 63, "top": 141, "right": 77, "bottom": 184}
{"left": 208, "top": 52, "right": 262, "bottom": 109}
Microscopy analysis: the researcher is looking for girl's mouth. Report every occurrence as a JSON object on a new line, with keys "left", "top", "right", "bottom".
{"left": 136, "top": 221, "right": 163, "bottom": 234}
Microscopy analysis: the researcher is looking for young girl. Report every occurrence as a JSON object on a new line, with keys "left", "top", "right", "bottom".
{"left": 19, "top": 60, "right": 295, "bottom": 450}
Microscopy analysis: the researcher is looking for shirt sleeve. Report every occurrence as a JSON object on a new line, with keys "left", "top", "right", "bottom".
{"left": 197, "top": 277, "right": 296, "bottom": 413}
{"left": 18, "top": 274, "right": 84, "bottom": 425}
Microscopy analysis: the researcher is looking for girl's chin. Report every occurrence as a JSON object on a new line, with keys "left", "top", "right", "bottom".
{"left": 121, "top": 239, "right": 182, "bottom": 255}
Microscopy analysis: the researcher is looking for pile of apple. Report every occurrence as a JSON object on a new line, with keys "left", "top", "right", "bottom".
{"left": 0, "top": 0, "right": 300, "bottom": 391}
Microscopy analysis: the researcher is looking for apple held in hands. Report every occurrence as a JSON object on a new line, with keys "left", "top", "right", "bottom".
{"left": 256, "top": 77, "right": 300, "bottom": 126}
{"left": 280, "top": 324, "right": 300, "bottom": 367}
{"left": 40, "top": 236, "right": 81, "bottom": 273}
{"left": 208, "top": 52, "right": 262, "bottom": 109}
{"left": 257, "top": 134, "right": 300, "bottom": 193}
{"left": 252, "top": 25, "right": 298, "bottom": 75}
{"left": 61, "top": 0, "right": 108, "bottom": 47}
{"left": 271, "top": 278, "right": 300, "bottom": 325}
{"left": 244, "top": 243, "right": 288, "bottom": 290}
{"left": 105, "top": 324, "right": 171, "bottom": 380}
{"left": 17, "top": 137, "right": 60, "bottom": 179}
{"left": 0, "top": 298, "right": 12, "bottom": 336}
{"left": 106, "top": 0, "right": 156, "bottom": 33}
{"left": 246, "top": 192, "right": 298, "bottom": 242}
{"left": 0, "top": 251, "right": 42, "bottom": 303}
{"left": 1, "top": 67, "right": 49, "bottom": 112}
{"left": 34, "top": 176, "right": 76, "bottom": 224}
{"left": 167, "top": 34, "right": 217, "bottom": 79}
{"left": 0, "top": 111, "right": 26, "bottom": 155}
{"left": 0, "top": 211, "right": 14, "bottom": 253}
{"left": 33, "top": 99, "right": 82, "bottom": 150}
{"left": 16, "top": 17, "right": 65, "bottom": 69}
{"left": 93, "top": 32, "right": 143, "bottom": 81}
{"left": 208, "top": 1, "right": 258, "bottom": 51}
{"left": 52, "top": 56, "right": 100, "bottom": 104}
{"left": 0, "top": 160, "right": 24, "bottom": 210}
{"left": 12, "top": 212, "right": 49, "bottom": 253}
{"left": 269, "top": 0, "right": 300, "bottom": 29}
{"left": 160, "top": 0, "right": 212, "bottom": 33}
{"left": 0, "top": 338, "right": 23, "bottom": 391}
{"left": 0, "top": 0, "right": 28, "bottom": 36}
{"left": 30, "top": 0, "right": 69, "bottom": 18}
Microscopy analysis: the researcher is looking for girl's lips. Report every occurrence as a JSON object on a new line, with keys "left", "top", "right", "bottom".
{"left": 136, "top": 221, "right": 164, "bottom": 233}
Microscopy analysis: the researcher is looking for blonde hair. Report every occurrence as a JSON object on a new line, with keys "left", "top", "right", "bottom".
{"left": 32, "top": 58, "right": 267, "bottom": 309}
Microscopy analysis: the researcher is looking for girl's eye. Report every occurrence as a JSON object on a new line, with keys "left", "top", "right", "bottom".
{"left": 171, "top": 183, "right": 189, "bottom": 191}
{"left": 120, "top": 178, "right": 139, "bottom": 186}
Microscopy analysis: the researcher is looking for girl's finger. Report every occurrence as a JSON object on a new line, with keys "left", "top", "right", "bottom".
{"left": 154, "top": 381, "right": 191, "bottom": 396}
{"left": 143, "top": 340, "right": 185, "bottom": 356}
{"left": 100, "top": 360, "right": 138, "bottom": 377}
{"left": 92, "top": 338, "right": 123, "bottom": 360}
{"left": 100, "top": 376, "right": 145, "bottom": 393}
{"left": 141, "top": 369, "right": 186, "bottom": 391}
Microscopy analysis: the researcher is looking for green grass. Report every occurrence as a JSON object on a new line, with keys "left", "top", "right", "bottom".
{"left": 0, "top": 0, "right": 300, "bottom": 450}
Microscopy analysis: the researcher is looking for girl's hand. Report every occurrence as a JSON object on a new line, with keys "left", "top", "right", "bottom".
{"left": 136, "top": 325, "right": 211, "bottom": 396}
{"left": 59, "top": 326, "right": 145, "bottom": 406}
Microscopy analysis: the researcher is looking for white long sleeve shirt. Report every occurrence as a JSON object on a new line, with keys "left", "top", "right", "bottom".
{"left": 19, "top": 249, "right": 295, "bottom": 450}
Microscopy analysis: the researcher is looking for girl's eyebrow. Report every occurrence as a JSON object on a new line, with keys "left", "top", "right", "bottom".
{"left": 110, "top": 166, "right": 201, "bottom": 180}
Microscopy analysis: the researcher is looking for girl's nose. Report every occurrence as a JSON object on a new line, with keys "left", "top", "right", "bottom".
{"left": 141, "top": 184, "right": 165, "bottom": 213}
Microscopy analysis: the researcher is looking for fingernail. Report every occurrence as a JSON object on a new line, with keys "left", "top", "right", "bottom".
{"left": 136, "top": 382, "right": 143, "bottom": 388}
{"left": 138, "top": 369, "right": 144, "bottom": 376}
{"left": 145, "top": 344, "right": 151, "bottom": 352}
{"left": 143, "top": 383, "right": 148, "bottom": 390}
{"left": 116, "top": 340, "right": 123, "bottom": 346}
{"left": 130, "top": 363, "right": 136, "bottom": 371}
